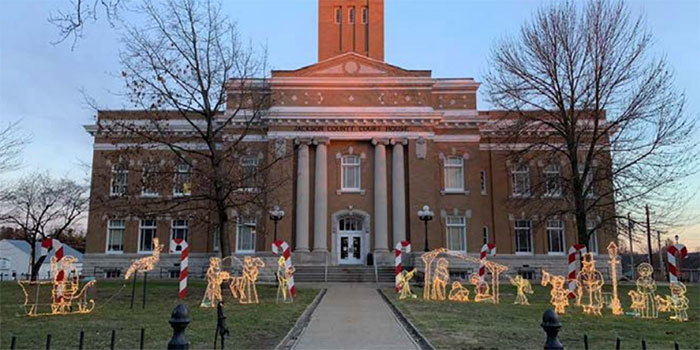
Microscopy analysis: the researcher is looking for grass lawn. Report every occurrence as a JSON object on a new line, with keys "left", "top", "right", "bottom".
{"left": 0, "top": 279, "right": 318, "bottom": 350}
{"left": 386, "top": 284, "right": 699, "bottom": 350}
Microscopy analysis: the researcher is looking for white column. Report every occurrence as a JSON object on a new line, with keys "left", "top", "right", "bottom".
{"left": 313, "top": 139, "right": 328, "bottom": 252}
{"left": 295, "top": 141, "right": 310, "bottom": 252}
{"left": 392, "top": 139, "right": 406, "bottom": 245}
{"left": 373, "top": 138, "right": 389, "bottom": 252}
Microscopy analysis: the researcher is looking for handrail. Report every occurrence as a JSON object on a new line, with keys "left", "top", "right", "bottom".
{"left": 374, "top": 258, "right": 379, "bottom": 285}
{"left": 324, "top": 251, "right": 329, "bottom": 283}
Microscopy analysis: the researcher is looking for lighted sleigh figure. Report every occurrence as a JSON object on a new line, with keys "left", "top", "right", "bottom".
{"left": 18, "top": 255, "right": 96, "bottom": 317}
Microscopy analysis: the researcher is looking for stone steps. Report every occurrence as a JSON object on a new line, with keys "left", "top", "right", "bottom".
{"left": 294, "top": 265, "right": 396, "bottom": 283}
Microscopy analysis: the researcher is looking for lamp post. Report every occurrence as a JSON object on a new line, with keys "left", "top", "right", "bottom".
{"left": 417, "top": 205, "right": 434, "bottom": 252}
{"left": 269, "top": 205, "right": 285, "bottom": 242}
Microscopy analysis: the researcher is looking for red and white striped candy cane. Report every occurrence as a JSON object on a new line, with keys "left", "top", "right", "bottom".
{"left": 568, "top": 244, "right": 587, "bottom": 299}
{"left": 479, "top": 244, "right": 496, "bottom": 282}
{"left": 394, "top": 241, "right": 411, "bottom": 292}
{"left": 170, "top": 239, "right": 189, "bottom": 299}
{"left": 272, "top": 240, "right": 295, "bottom": 297}
{"left": 667, "top": 244, "right": 688, "bottom": 283}
{"left": 39, "top": 238, "right": 65, "bottom": 301}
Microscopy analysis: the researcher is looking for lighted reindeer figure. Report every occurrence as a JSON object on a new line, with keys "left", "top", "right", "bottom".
{"left": 125, "top": 238, "right": 162, "bottom": 280}
{"left": 541, "top": 270, "right": 571, "bottom": 314}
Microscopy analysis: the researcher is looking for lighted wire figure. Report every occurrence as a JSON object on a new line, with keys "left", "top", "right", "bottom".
{"left": 448, "top": 281, "right": 470, "bottom": 302}
{"left": 541, "top": 270, "right": 570, "bottom": 314}
{"left": 420, "top": 248, "right": 448, "bottom": 300}
{"left": 397, "top": 268, "right": 417, "bottom": 300}
{"left": 629, "top": 263, "right": 658, "bottom": 318}
{"left": 606, "top": 242, "right": 623, "bottom": 315}
{"left": 509, "top": 275, "right": 533, "bottom": 305}
{"left": 469, "top": 273, "right": 492, "bottom": 303}
{"left": 276, "top": 256, "right": 295, "bottom": 303}
{"left": 124, "top": 238, "right": 162, "bottom": 280}
{"left": 430, "top": 258, "right": 450, "bottom": 301}
{"left": 201, "top": 257, "right": 231, "bottom": 308}
{"left": 655, "top": 282, "right": 689, "bottom": 322}
{"left": 231, "top": 256, "right": 265, "bottom": 304}
{"left": 576, "top": 253, "right": 604, "bottom": 315}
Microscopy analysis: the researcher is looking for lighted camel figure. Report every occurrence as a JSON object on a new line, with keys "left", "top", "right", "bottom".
{"left": 201, "top": 257, "right": 231, "bottom": 308}
{"left": 448, "top": 281, "right": 470, "bottom": 302}
{"left": 541, "top": 270, "right": 571, "bottom": 314}
{"left": 125, "top": 238, "right": 162, "bottom": 280}
{"left": 656, "top": 282, "right": 689, "bottom": 322}
{"left": 430, "top": 258, "right": 450, "bottom": 301}
{"left": 509, "top": 275, "right": 533, "bottom": 305}
{"left": 276, "top": 256, "right": 295, "bottom": 303}
{"left": 397, "top": 268, "right": 417, "bottom": 300}
{"left": 576, "top": 253, "right": 604, "bottom": 315}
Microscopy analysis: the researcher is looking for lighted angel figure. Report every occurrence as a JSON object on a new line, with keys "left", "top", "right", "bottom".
{"left": 655, "top": 282, "right": 689, "bottom": 322}
{"left": 397, "top": 268, "right": 417, "bottom": 300}
{"left": 541, "top": 270, "right": 570, "bottom": 314}
{"left": 509, "top": 275, "right": 533, "bottom": 305}
{"left": 633, "top": 263, "right": 658, "bottom": 318}
{"left": 201, "top": 257, "right": 231, "bottom": 308}
{"left": 448, "top": 281, "right": 470, "bottom": 302}
{"left": 430, "top": 258, "right": 450, "bottom": 301}
{"left": 231, "top": 256, "right": 265, "bottom": 304}
{"left": 276, "top": 256, "right": 295, "bottom": 303}
{"left": 576, "top": 253, "right": 604, "bottom": 315}
{"left": 469, "top": 273, "right": 493, "bottom": 303}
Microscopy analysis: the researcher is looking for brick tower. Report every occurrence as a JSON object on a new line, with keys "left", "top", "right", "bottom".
{"left": 318, "top": 0, "right": 384, "bottom": 62}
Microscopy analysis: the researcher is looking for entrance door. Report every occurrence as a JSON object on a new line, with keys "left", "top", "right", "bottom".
{"left": 338, "top": 217, "right": 363, "bottom": 265}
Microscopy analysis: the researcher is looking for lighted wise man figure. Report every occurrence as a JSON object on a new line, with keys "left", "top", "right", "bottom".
{"left": 634, "top": 263, "right": 658, "bottom": 318}
{"left": 430, "top": 258, "right": 450, "bottom": 301}
{"left": 239, "top": 256, "right": 265, "bottom": 304}
{"left": 397, "top": 268, "right": 417, "bottom": 300}
{"left": 541, "top": 270, "right": 570, "bottom": 314}
{"left": 576, "top": 253, "right": 604, "bottom": 315}
{"left": 509, "top": 275, "right": 534, "bottom": 305}
{"left": 201, "top": 257, "right": 230, "bottom": 308}
{"left": 469, "top": 273, "right": 492, "bottom": 303}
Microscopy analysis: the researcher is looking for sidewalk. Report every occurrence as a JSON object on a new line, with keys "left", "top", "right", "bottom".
{"left": 293, "top": 284, "right": 419, "bottom": 350}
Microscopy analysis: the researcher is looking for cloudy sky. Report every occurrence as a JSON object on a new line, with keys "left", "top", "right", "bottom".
{"left": 1, "top": 0, "right": 698, "bottom": 250}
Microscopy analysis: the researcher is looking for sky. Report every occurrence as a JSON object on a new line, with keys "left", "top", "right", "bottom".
{"left": 1, "top": 0, "right": 699, "bottom": 250}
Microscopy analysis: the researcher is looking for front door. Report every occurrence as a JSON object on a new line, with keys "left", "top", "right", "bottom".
{"left": 338, "top": 217, "right": 363, "bottom": 265}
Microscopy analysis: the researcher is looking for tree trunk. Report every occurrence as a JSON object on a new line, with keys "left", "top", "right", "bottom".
{"left": 216, "top": 203, "right": 231, "bottom": 259}
{"left": 29, "top": 238, "right": 38, "bottom": 281}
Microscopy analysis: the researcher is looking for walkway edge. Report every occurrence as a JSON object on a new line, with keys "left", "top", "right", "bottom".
{"left": 275, "top": 288, "right": 328, "bottom": 350}
{"left": 377, "top": 289, "right": 435, "bottom": 350}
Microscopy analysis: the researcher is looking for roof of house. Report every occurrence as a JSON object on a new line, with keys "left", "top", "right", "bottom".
{"left": 0, "top": 240, "right": 84, "bottom": 263}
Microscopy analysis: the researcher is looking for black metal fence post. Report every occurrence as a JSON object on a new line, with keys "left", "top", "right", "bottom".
{"left": 583, "top": 334, "right": 588, "bottom": 350}
{"left": 79, "top": 330, "right": 85, "bottom": 350}
{"left": 10, "top": 336, "right": 16, "bottom": 350}
{"left": 541, "top": 309, "right": 564, "bottom": 350}
{"left": 140, "top": 328, "right": 146, "bottom": 350}
{"left": 167, "top": 303, "right": 190, "bottom": 350}
{"left": 45, "top": 334, "right": 51, "bottom": 350}
{"left": 110, "top": 330, "right": 116, "bottom": 350}
{"left": 642, "top": 339, "right": 647, "bottom": 350}
{"left": 615, "top": 337, "right": 620, "bottom": 350}
{"left": 675, "top": 342, "right": 680, "bottom": 350}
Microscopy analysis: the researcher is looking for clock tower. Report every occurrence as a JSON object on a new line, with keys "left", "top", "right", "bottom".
{"left": 318, "top": 0, "right": 384, "bottom": 62}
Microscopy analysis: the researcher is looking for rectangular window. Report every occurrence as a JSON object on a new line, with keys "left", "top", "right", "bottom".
{"left": 514, "top": 220, "right": 533, "bottom": 254}
{"left": 241, "top": 156, "right": 258, "bottom": 189}
{"left": 348, "top": 7, "right": 355, "bottom": 24}
{"left": 171, "top": 219, "right": 189, "bottom": 242}
{"left": 341, "top": 155, "right": 361, "bottom": 191}
{"left": 546, "top": 219, "right": 565, "bottom": 254}
{"left": 444, "top": 156, "right": 464, "bottom": 192}
{"left": 138, "top": 219, "right": 157, "bottom": 253}
{"left": 110, "top": 163, "right": 128, "bottom": 196}
{"left": 106, "top": 219, "right": 125, "bottom": 253}
{"left": 446, "top": 216, "right": 466, "bottom": 252}
{"left": 335, "top": 7, "right": 341, "bottom": 24}
{"left": 543, "top": 163, "right": 561, "bottom": 197}
{"left": 361, "top": 7, "right": 368, "bottom": 24}
{"left": 482, "top": 226, "right": 489, "bottom": 245}
{"left": 587, "top": 220, "right": 599, "bottom": 253}
{"left": 579, "top": 164, "right": 595, "bottom": 198}
{"left": 480, "top": 170, "right": 487, "bottom": 194}
{"left": 212, "top": 229, "right": 220, "bottom": 252}
{"left": 236, "top": 217, "right": 256, "bottom": 253}
{"left": 173, "top": 163, "right": 192, "bottom": 196}
{"left": 141, "top": 163, "right": 160, "bottom": 197}
{"left": 511, "top": 163, "right": 531, "bottom": 197}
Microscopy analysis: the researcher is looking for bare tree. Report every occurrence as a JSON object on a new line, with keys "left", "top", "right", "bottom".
{"left": 0, "top": 120, "right": 29, "bottom": 174}
{"left": 485, "top": 0, "right": 698, "bottom": 248}
{"left": 0, "top": 172, "right": 88, "bottom": 280}
{"left": 49, "top": 0, "right": 125, "bottom": 47}
{"left": 91, "top": 0, "right": 284, "bottom": 258}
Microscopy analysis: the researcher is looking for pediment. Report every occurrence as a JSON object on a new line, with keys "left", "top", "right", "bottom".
{"left": 272, "top": 52, "right": 431, "bottom": 78}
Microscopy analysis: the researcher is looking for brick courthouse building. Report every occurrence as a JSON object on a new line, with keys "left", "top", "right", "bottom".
{"left": 83, "top": 0, "right": 615, "bottom": 277}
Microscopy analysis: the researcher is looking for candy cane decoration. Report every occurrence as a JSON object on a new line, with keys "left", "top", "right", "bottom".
{"left": 272, "top": 240, "right": 295, "bottom": 297}
{"left": 479, "top": 244, "right": 496, "bottom": 282}
{"left": 37, "top": 238, "right": 65, "bottom": 301}
{"left": 170, "top": 239, "right": 189, "bottom": 299}
{"left": 568, "top": 244, "right": 588, "bottom": 299}
{"left": 667, "top": 244, "right": 688, "bottom": 283}
{"left": 394, "top": 241, "right": 411, "bottom": 292}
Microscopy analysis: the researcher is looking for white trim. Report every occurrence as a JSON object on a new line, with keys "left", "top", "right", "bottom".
{"left": 137, "top": 219, "right": 157, "bottom": 254}
{"left": 106, "top": 219, "right": 125, "bottom": 254}
{"left": 235, "top": 217, "right": 256, "bottom": 253}
{"left": 433, "top": 135, "right": 480, "bottom": 142}
{"left": 340, "top": 155, "right": 362, "bottom": 192}
{"left": 445, "top": 216, "right": 467, "bottom": 253}
{"left": 268, "top": 106, "right": 436, "bottom": 114}
{"left": 268, "top": 131, "right": 435, "bottom": 139}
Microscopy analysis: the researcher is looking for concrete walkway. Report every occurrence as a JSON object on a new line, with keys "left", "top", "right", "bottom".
{"left": 293, "top": 284, "right": 419, "bottom": 350}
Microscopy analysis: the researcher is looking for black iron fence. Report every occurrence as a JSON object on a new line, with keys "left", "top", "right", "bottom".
{"left": 9, "top": 328, "right": 145, "bottom": 350}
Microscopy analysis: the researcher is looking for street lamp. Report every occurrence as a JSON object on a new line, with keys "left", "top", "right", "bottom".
{"left": 417, "top": 205, "right": 434, "bottom": 252}
{"left": 269, "top": 205, "right": 285, "bottom": 242}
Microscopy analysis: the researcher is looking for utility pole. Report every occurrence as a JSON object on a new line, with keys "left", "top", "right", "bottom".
{"left": 657, "top": 230, "right": 665, "bottom": 280}
{"left": 628, "top": 212, "right": 635, "bottom": 280}
{"left": 645, "top": 204, "right": 653, "bottom": 266}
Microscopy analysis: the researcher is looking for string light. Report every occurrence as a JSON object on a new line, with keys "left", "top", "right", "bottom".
{"left": 448, "top": 281, "right": 470, "bottom": 302}
{"left": 629, "top": 263, "right": 658, "bottom": 319}
{"left": 655, "top": 282, "right": 689, "bottom": 322}
{"left": 429, "top": 258, "right": 450, "bottom": 301}
{"left": 276, "top": 256, "right": 295, "bottom": 303}
{"left": 125, "top": 238, "right": 162, "bottom": 280}
{"left": 18, "top": 255, "right": 96, "bottom": 317}
{"left": 606, "top": 242, "right": 623, "bottom": 315}
{"left": 230, "top": 256, "right": 265, "bottom": 304}
{"left": 469, "top": 273, "right": 493, "bottom": 303}
{"left": 397, "top": 268, "right": 417, "bottom": 300}
{"left": 541, "top": 270, "right": 571, "bottom": 314}
{"left": 509, "top": 275, "right": 533, "bottom": 305}
{"left": 201, "top": 257, "right": 231, "bottom": 308}
{"left": 420, "top": 248, "right": 448, "bottom": 300}
{"left": 576, "top": 253, "right": 605, "bottom": 315}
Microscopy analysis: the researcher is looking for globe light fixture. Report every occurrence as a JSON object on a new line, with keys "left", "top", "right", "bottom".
{"left": 269, "top": 205, "right": 285, "bottom": 242}
{"left": 417, "top": 205, "right": 434, "bottom": 252}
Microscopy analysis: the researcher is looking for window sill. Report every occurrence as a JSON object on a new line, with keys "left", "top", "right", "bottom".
{"left": 547, "top": 252, "right": 565, "bottom": 256}
{"left": 480, "top": 191, "right": 487, "bottom": 196}
{"left": 235, "top": 188, "right": 260, "bottom": 193}
{"left": 510, "top": 194, "right": 532, "bottom": 199}
{"left": 235, "top": 250, "right": 256, "bottom": 255}
{"left": 109, "top": 193, "right": 126, "bottom": 198}
{"left": 140, "top": 194, "right": 161, "bottom": 198}
{"left": 172, "top": 193, "right": 191, "bottom": 198}
{"left": 441, "top": 189, "right": 469, "bottom": 196}
{"left": 515, "top": 252, "right": 534, "bottom": 256}
{"left": 137, "top": 250, "right": 154, "bottom": 255}
{"left": 105, "top": 250, "right": 124, "bottom": 255}
{"left": 542, "top": 195, "right": 563, "bottom": 199}
{"left": 336, "top": 189, "right": 365, "bottom": 195}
